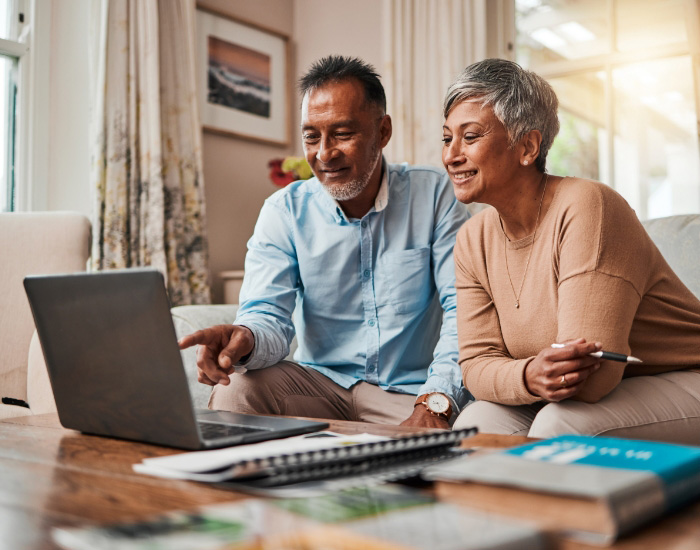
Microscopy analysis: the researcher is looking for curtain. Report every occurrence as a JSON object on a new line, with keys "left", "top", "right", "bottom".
{"left": 91, "top": 0, "right": 211, "bottom": 305}
{"left": 382, "top": 0, "right": 488, "bottom": 167}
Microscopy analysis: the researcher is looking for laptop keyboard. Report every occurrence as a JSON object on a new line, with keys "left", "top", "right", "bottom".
{"left": 198, "top": 421, "right": 267, "bottom": 440}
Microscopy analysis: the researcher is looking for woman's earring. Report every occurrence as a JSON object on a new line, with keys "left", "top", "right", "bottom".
{"left": 523, "top": 160, "right": 529, "bottom": 166}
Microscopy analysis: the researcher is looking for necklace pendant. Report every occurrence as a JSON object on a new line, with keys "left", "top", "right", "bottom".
{"left": 515, "top": 301, "right": 519, "bottom": 308}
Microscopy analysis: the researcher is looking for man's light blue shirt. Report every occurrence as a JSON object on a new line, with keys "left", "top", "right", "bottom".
{"left": 234, "top": 161, "right": 472, "bottom": 412}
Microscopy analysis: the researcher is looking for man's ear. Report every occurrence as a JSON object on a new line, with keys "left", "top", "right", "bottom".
{"left": 519, "top": 129, "right": 542, "bottom": 166}
{"left": 379, "top": 114, "right": 392, "bottom": 148}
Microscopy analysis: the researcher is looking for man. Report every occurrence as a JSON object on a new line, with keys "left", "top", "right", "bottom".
{"left": 179, "top": 56, "right": 470, "bottom": 428}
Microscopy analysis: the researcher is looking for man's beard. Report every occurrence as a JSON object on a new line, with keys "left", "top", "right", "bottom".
{"left": 322, "top": 144, "right": 381, "bottom": 202}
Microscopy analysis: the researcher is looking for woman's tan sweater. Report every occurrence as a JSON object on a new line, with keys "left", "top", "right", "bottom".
{"left": 455, "top": 177, "right": 700, "bottom": 405}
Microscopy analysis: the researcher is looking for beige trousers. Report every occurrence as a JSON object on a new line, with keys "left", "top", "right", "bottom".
{"left": 453, "top": 369, "right": 700, "bottom": 445}
{"left": 209, "top": 361, "right": 417, "bottom": 425}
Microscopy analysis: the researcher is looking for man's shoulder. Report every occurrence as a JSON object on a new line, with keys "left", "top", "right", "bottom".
{"left": 386, "top": 163, "right": 454, "bottom": 200}
{"left": 387, "top": 162, "right": 448, "bottom": 183}
{"left": 265, "top": 178, "right": 324, "bottom": 209}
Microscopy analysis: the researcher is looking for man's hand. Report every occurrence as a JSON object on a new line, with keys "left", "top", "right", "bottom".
{"left": 400, "top": 404, "right": 450, "bottom": 430}
{"left": 525, "top": 338, "right": 602, "bottom": 402}
{"left": 178, "top": 325, "right": 255, "bottom": 386}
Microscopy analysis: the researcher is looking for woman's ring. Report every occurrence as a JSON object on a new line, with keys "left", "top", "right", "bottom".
{"left": 560, "top": 374, "right": 568, "bottom": 388}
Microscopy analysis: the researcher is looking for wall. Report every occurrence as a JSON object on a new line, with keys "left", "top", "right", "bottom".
{"left": 198, "top": 0, "right": 294, "bottom": 303}
{"left": 47, "top": 0, "right": 92, "bottom": 215}
{"left": 291, "top": 0, "right": 383, "bottom": 154}
{"left": 202, "top": 0, "right": 383, "bottom": 303}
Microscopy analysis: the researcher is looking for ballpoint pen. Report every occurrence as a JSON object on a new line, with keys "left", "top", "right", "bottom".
{"left": 551, "top": 343, "right": 642, "bottom": 363}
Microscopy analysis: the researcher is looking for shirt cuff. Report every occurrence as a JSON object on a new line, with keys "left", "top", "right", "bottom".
{"left": 230, "top": 323, "right": 255, "bottom": 373}
{"left": 232, "top": 321, "right": 290, "bottom": 371}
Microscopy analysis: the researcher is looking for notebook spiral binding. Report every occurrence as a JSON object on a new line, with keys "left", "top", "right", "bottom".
{"left": 227, "top": 427, "right": 477, "bottom": 488}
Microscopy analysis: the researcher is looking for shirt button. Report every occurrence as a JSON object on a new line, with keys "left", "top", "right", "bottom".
{"left": 363, "top": 269, "right": 370, "bottom": 278}
{"left": 361, "top": 221, "right": 367, "bottom": 228}
{"left": 368, "top": 364, "right": 375, "bottom": 371}
{"left": 368, "top": 319, "right": 375, "bottom": 327}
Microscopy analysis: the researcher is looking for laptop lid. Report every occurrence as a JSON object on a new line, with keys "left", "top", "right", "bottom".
{"left": 24, "top": 269, "right": 327, "bottom": 450}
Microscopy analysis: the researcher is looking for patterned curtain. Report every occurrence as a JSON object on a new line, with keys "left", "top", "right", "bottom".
{"left": 91, "top": 0, "right": 211, "bottom": 305}
{"left": 381, "top": 0, "right": 489, "bottom": 168}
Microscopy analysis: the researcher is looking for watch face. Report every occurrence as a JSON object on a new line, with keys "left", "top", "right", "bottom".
{"left": 427, "top": 393, "right": 449, "bottom": 414}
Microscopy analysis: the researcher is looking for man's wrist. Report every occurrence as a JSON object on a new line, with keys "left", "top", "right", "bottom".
{"left": 235, "top": 325, "right": 256, "bottom": 365}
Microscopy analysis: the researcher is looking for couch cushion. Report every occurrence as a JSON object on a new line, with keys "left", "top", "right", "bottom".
{"left": 642, "top": 214, "right": 700, "bottom": 299}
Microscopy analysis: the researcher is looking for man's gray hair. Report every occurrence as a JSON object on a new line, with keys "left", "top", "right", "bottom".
{"left": 443, "top": 58, "right": 559, "bottom": 172}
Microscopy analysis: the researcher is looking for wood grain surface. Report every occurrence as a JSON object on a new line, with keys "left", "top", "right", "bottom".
{"left": 1, "top": 414, "right": 699, "bottom": 550}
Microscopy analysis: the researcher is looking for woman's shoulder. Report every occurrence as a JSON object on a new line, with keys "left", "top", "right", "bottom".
{"left": 557, "top": 176, "right": 635, "bottom": 202}
{"left": 556, "top": 176, "right": 615, "bottom": 202}
{"left": 554, "top": 177, "right": 636, "bottom": 219}
{"left": 553, "top": 177, "right": 651, "bottom": 268}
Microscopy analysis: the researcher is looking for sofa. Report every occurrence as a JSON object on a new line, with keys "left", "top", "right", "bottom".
{"left": 0, "top": 212, "right": 91, "bottom": 419}
{"left": 172, "top": 214, "right": 700, "bottom": 410}
{"left": 640, "top": 214, "right": 700, "bottom": 298}
{"left": 5, "top": 213, "right": 699, "bottom": 416}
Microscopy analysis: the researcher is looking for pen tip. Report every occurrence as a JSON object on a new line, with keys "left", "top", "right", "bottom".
{"left": 628, "top": 356, "right": 643, "bottom": 363}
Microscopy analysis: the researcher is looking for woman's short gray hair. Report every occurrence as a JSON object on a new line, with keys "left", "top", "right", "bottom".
{"left": 444, "top": 58, "right": 559, "bottom": 172}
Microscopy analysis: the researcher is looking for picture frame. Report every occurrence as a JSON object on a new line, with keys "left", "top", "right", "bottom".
{"left": 195, "top": 6, "right": 290, "bottom": 146}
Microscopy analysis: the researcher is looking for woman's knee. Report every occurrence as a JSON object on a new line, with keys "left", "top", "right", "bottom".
{"left": 528, "top": 401, "right": 591, "bottom": 438}
{"left": 454, "top": 400, "right": 534, "bottom": 436}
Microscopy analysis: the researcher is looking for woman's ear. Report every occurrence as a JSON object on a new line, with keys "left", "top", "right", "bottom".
{"left": 519, "top": 129, "right": 542, "bottom": 167}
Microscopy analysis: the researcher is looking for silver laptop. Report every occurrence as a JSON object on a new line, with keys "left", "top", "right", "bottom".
{"left": 24, "top": 269, "right": 328, "bottom": 450}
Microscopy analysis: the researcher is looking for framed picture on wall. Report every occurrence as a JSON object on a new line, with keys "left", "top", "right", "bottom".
{"left": 196, "top": 6, "right": 290, "bottom": 146}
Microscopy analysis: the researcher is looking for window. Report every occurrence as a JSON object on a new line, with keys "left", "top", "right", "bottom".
{"left": 516, "top": 0, "right": 700, "bottom": 219}
{"left": 0, "top": 0, "right": 26, "bottom": 212}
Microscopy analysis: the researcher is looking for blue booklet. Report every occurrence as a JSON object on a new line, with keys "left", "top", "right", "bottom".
{"left": 424, "top": 435, "right": 700, "bottom": 544}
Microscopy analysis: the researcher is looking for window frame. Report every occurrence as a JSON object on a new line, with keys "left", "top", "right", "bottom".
{"left": 0, "top": 1, "right": 26, "bottom": 212}
{"left": 1, "top": 0, "right": 50, "bottom": 212}
{"left": 509, "top": 0, "right": 700, "bottom": 215}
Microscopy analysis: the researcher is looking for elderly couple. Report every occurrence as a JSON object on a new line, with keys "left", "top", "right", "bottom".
{"left": 181, "top": 56, "right": 700, "bottom": 442}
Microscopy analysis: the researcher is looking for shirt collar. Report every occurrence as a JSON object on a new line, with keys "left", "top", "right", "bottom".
{"left": 329, "top": 158, "right": 389, "bottom": 223}
{"left": 373, "top": 161, "right": 389, "bottom": 212}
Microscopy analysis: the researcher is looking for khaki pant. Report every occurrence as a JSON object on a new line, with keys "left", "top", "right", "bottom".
{"left": 209, "top": 361, "right": 417, "bottom": 425}
{"left": 453, "top": 369, "right": 700, "bottom": 445}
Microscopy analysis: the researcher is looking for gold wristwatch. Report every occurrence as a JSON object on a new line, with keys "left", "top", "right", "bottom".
{"left": 416, "top": 392, "right": 452, "bottom": 420}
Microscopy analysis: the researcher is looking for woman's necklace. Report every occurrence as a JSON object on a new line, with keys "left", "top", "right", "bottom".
{"left": 503, "top": 173, "right": 548, "bottom": 309}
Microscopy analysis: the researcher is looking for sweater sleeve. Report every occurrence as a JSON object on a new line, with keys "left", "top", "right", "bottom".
{"left": 553, "top": 183, "right": 649, "bottom": 402}
{"left": 456, "top": 181, "right": 653, "bottom": 405}
{"left": 455, "top": 222, "right": 541, "bottom": 405}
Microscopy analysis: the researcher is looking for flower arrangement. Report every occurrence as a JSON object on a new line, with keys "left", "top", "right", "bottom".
{"left": 268, "top": 156, "right": 313, "bottom": 187}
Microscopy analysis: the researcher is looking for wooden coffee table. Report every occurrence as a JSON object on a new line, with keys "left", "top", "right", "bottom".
{"left": 1, "top": 414, "right": 698, "bottom": 549}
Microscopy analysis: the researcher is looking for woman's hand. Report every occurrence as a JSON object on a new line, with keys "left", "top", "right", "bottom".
{"left": 524, "top": 338, "right": 602, "bottom": 402}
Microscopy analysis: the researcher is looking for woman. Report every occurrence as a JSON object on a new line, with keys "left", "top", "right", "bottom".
{"left": 445, "top": 58, "right": 700, "bottom": 442}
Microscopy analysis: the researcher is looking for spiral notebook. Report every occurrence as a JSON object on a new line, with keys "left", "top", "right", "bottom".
{"left": 135, "top": 428, "right": 476, "bottom": 496}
